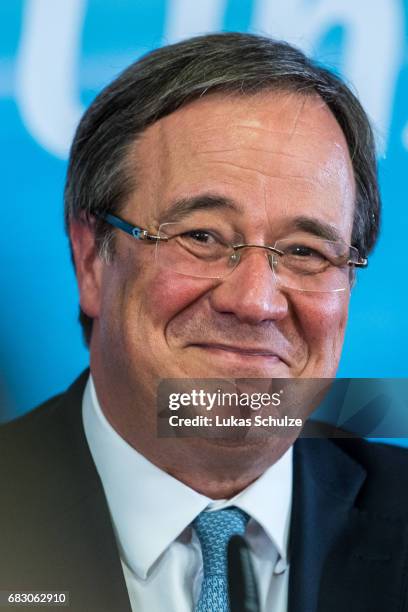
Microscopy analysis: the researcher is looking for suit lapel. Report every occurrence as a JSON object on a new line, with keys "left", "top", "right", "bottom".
{"left": 29, "top": 371, "right": 132, "bottom": 612}
{"left": 48, "top": 480, "right": 133, "bottom": 611}
{"left": 289, "top": 437, "right": 408, "bottom": 612}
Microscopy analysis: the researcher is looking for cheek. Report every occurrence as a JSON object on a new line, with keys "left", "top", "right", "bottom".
{"left": 295, "top": 291, "right": 350, "bottom": 352}
{"left": 129, "top": 267, "right": 214, "bottom": 339}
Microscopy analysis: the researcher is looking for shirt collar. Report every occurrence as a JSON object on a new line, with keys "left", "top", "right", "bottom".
{"left": 204, "top": 447, "right": 292, "bottom": 564}
{"left": 83, "top": 375, "right": 292, "bottom": 578}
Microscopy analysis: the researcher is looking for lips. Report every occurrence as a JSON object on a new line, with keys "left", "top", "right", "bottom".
{"left": 189, "top": 343, "right": 285, "bottom": 362}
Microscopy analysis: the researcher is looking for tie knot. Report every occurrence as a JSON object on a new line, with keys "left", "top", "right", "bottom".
{"left": 193, "top": 507, "right": 249, "bottom": 576}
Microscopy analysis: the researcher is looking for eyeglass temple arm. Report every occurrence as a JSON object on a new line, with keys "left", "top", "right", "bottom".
{"left": 98, "top": 213, "right": 167, "bottom": 242}
{"left": 347, "top": 258, "right": 368, "bottom": 268}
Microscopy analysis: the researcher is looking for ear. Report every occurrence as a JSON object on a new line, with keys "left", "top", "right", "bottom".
{"left": 70, "top": 220, "right": 104, "bottom": 319}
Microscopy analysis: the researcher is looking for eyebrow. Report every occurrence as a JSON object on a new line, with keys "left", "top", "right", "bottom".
{"left": 159, "top": 193, "right": 241, "bottom": 224}
{"left": 287, "top": 216, "right": 343, "bottom": 242}
{"left": 159, "top": 197, "right": 344, "bottom": 242}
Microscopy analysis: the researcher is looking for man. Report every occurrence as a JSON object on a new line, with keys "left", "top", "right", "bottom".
{"left": 2, "top": 32, "right": 408, "bottom": 612}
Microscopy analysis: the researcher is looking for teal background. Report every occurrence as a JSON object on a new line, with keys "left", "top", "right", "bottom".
{"left": 1, "top": 0, "right": 407, "bottom": 427}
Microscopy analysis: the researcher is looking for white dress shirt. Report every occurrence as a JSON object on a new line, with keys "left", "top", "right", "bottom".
{"left": 83, "top": 376, "right": 292, "bottom": 612}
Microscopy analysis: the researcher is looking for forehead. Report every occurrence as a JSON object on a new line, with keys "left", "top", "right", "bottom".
{"left": 128, "top": 91, "right": 355, "bottom": 237}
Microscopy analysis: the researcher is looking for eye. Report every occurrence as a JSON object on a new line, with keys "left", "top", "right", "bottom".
{"left": 181, "top": 229, "right": 228, "bottom": 247}
{"left": 183, "top": 230, "right": 217, "bottom": 244}
{"left": 175, "top": 227, "right": 230, "bottom": 260}
{"left": 287, "top": 244, "right": 325, "bottom": 259}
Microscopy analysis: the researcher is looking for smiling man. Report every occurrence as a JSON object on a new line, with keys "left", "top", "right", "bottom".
{"left": 2, "top": 33, "right": 408, "bottom": 612}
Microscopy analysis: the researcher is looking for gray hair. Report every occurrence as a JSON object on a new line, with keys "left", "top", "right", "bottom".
{"left": 64, "top": 32, "right": 380, "bottom": 345}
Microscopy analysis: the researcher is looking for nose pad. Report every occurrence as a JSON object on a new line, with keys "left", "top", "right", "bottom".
{"left": 267, "top": 252, "right": 276, "bottom": 271}
{"left": 267, "top": 252, "right": 286, "bottom": 290}
{"left": 228, "top": 250, "right": 241, "bottom": 269}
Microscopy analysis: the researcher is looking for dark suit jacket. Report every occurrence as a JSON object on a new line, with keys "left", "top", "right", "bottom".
{"left": 1, "top": 371, "right": 408, "bottom": 612}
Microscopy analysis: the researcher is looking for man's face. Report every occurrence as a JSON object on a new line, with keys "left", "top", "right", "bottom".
{"left": 85, "top": 91, "right": 355, "bottom": 405}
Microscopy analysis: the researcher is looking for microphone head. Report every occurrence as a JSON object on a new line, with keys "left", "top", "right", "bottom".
{"left": 228, "top": 534, "right": 260, "bottom": 612}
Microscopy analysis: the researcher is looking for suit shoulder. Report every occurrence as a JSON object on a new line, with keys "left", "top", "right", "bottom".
{"left": 334, "top": 436, "right": 408, "bottom": 475}
{"left": 334, "top": 437, "right": 408, "bottom": 512}
{"left": 1, "top": 390, "right": 65, "bottom": 433}
{"left": 0, "top": 370, "right": 89, "bottom": 468}
{"left": 296, "top": 434, "right": 408, "bottom": 517}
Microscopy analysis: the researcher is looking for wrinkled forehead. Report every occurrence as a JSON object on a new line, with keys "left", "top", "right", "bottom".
{"left": 156, "top": 91, "right": 346, "bottom": 149}
{"left": 129, "top": 91, "right": 355, "bottom": 229}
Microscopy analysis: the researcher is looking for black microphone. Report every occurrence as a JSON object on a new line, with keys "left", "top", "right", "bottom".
{"left": 228, "top": 534, "right": 260, "bottom": 612}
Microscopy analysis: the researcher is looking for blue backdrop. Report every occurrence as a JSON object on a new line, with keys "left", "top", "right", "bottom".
{"left": 1, "top": 0, "right": 407, "bottom": 424}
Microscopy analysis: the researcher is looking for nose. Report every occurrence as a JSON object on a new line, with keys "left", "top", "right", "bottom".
{"left": 209, "top": 248, "right": 289, "bottom": 324}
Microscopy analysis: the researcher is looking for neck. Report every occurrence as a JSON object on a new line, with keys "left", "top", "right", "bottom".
{"left": 90, "top": 350, "right": 297, "bottom": 499}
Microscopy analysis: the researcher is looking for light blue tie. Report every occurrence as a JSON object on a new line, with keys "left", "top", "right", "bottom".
{"left": 193, "top": 507, "right": 250, "bottom": 612}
